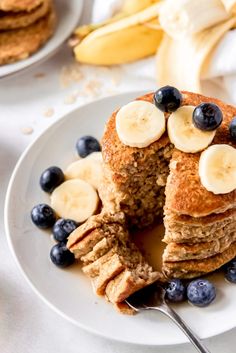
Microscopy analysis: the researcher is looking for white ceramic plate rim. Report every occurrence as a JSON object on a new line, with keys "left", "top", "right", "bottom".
{"left": 4, "top": 92, "right": 236, "bottom": 346}
{"left": 0, "top": 0, "right": 83, "bottom": 79}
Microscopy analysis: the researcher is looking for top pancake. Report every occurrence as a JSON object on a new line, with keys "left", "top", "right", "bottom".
{"left": 102, "top": 91, "right": 236, "bottom": 218}
{"left": 0, "top": 0, "right": 50, "bottom": 30}
{"left": 0, "top": 0, "right": 43, "bottom": 12}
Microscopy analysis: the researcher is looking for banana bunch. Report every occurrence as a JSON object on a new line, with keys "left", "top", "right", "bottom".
{"left": 71, "top": 0, "right": 163, "bottom": 65}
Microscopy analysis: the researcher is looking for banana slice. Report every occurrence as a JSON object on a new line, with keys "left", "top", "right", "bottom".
{"left": 116, "top": 100, "right": 165, "bottom": 148}
{"left": 87, "top": 152, "right": 103, "bottom": 163}
{"left": 65, "top": 158, "right": 103, "bottom": 190}
{"left": 167, "top": 106, "right": 216, "bottom": 153}
{"left": 199, "top": 144, "right": 236, "bottom": 194}
{"left": 51, "top": 179, "right": 99, "bottom": 223}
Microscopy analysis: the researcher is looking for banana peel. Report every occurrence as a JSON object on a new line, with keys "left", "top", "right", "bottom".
{"left": 221, "top": 0, "right": 236, "bottom": 13}
{"left": 73, "top": 3, "right": 163, "bottom": 65}
{"left": 156, "top": 17, "right": 236, "bottom": 92}
{"left": 159, "top": 0, "right": 230, "bottom": 39}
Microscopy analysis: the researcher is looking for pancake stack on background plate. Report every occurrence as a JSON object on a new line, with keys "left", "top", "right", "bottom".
{"left": 0, "top": 0, "right": 56, "bottom": 65}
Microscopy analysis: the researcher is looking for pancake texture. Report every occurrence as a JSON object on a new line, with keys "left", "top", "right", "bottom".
{"left": 0, "top": 7, "right": 55, "bottom": 65}
{"left": 0, "top": 0, "right": 50, "bottom": 30}
{"left": 0, "top": 0, "right": 43, "bottom": 12}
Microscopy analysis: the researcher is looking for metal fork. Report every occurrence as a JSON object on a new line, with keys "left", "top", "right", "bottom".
{"left": 125, "top": 283, "right": 211, "bottom": 353}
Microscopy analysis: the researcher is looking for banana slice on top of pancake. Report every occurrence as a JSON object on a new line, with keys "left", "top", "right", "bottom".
{"left": 116, "top": 100, "right": 166, "bottom": 148}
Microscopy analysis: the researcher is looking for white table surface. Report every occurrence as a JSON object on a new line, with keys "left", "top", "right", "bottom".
{"left": 0, "top": 3, "right": 235, "bottom": 353}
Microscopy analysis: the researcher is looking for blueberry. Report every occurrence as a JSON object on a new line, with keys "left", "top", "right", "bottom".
{"left": 153, "top": 86, "right": 182, "bottom": 113}
{"left": 193, "top": 103, "right": 223, "bottom": 131}
{"left": 52, "top": 218, "right": 78, "bottom": 242}
{"left": 50, "top": 243, "right": 75, "bottom": 268}
{"left": 224, "top": 258, "right": 236, "bottom": 283}
{"left": 229, "top": 117, "right": 236, "bottom": 140}
{"left": 40, "top": 166, "right": 64, "bottom": 193}
{"left": 187, "top": 279, "right": 216, "bottom": 307}
{"left": 76, "top": 136, "right": 101, "bottom": 158}
{"left": 31, "top": 203, "right": 56, "bottom": 229}
{"left": 166, "top": 279, "right": 186, "bottom": 302}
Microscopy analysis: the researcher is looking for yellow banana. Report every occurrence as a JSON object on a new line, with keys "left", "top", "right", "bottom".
{"left": 122, "top": 0, "right": 160, "bottom": 14}
{"left": 72, "top": 0, "right": 160, "bottom": 43}
{"left": 74, "top": 3, "right": 163, "bottom": 65}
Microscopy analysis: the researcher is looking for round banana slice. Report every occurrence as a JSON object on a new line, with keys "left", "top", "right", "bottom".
{"left": 167, "top": 106, "right": 216, "bottom": 153}
{"left": 87, "top": 152, "right": 103, "bottom": 162}
{"left": 199, "top": 144, "right": 236, "bottom": 194}
{"left": 51, "top": 179, "right": 99, "bottom": 223}
{"left": 65, "top": 158, "right": 103, "bottom": 190}
{"left": 116, "top": 100, "right": 166, "bottom": 148}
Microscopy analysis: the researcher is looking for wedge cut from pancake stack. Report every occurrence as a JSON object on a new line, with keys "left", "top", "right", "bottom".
{"left": 0, "top": 0, "right": 56, "bottom": 65}
{"left": 68, "top": 90, "right": 236, "bottom": 312}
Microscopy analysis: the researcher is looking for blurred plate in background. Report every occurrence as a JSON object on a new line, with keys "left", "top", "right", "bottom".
{"left": 0, "top": 0, "right": 83, "bottom": 79}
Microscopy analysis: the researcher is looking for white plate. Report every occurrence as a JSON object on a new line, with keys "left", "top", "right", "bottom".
{"left": 0, "top": 0, "right": 83, "bottom": 79}
{"left": 4, "top": 92, "right": 236, "bottom": 346}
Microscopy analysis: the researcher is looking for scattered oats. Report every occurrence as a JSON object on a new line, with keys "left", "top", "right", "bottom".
{"left": 64, "top": 94, "right": 77, "bottom": 105}
{"left": 111, "top": 69, "right": 122, "bottom": 86}
{"left": 105, "top": 88, "right": 118, "bottom": 95}
{"left": 21, "top": 126, "right": 34, "bottom": 135}
{"left": 34, "top": 72, "right": 46, "bottom": 78}
{"left": 43, "top": 107, "right": 54, "bottom": 118}
{"left": 83, "top": 79, "right": 102, "bottom": 97}
{"left": 60, "top": 63, "right": 85, "bottom": 88}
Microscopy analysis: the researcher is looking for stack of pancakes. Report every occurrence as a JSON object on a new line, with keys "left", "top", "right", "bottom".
{"left": 68, "top": 91, "right": 236, "bottom": 311}
{"left": 0, "top": 0, "right": 56, "bottom": 65}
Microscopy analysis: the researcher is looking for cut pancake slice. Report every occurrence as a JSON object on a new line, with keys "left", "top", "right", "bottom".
{"left": 68, "top": 212, "right": 161, "bottom": 304}
{"left": 105, "top": 264, "right": 160, "bottom": 304}
{"left": 67, "top": 212, "right": 126, "bottom": 250}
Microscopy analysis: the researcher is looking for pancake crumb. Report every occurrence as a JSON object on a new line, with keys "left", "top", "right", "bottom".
{"left": 35, "top": 72, "right": 46, "bottom": 78}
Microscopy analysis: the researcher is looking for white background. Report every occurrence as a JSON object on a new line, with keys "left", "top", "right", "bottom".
{"left": 0, "top": 2, "right": 235, "bottom": 352}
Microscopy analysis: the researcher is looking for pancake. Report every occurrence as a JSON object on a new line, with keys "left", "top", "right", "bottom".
{"left": 0, "top": 7, "right": 56, "bottom": 65}
{"left": 0, "top": 0, "right": 43, "bottom": 12}
{"left": 0, "top": 0, "right": 50, "bottom": 30}
{"left": 163, "top": 232, "right": 236, "bottom": 262}
{"left": 163, "top": 241, "right": 236, "bottom": 278}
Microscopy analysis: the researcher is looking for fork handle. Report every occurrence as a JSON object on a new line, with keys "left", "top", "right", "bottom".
{"left": 155, "top": 304, "right": 211, "bottom": 353}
